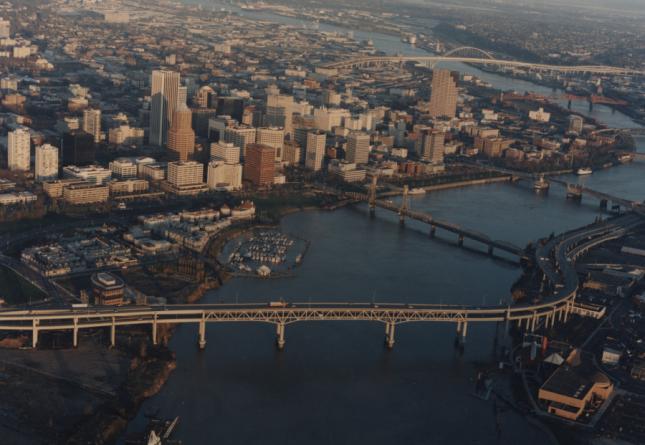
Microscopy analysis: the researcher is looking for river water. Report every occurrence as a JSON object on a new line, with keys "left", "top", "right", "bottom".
{"left": 122, "top": 6, "right": 645, "bottom": 444}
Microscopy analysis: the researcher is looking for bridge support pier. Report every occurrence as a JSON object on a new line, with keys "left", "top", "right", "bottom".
{"left": 530, "top": 312, "right": 537, "bottom": 332}
{"left": 488, "top": 245, "right": 494, "bottom": 256}
{"left": 369, "top": 206, "right": 375, "bottom": 218}
{"left": 152, "top": 316, "right": 158, "bottom": 346}
{"left": 73, "top": 317, "right": 78, "bottom": 348}
{"left": 429, "top": 225, "right": 436, "bottom": 238}
{"left": 455, "top": 321, "right": 468, "bottom": 348}
{"left": 600, "top": 199, "right": 608, "bottom": 210}
{"left": 32, "top": 319, "right": 39, "bottom": 349}
{"left": 276, "top": 323, "right": 285, "bottom": 350}
{"left": 385, "top": 322, "right": 395, "bottom": 349}
{"left": 399, "top": 213, "right": 405, "bottom": 227}
{"left": 457, "top": 234, "right": 464, "bottom": 247}
{"left": 198, "top": 319, "right": 206, "bottom": 350}
{"left": 110, "top": 317, "right": 116, "bottom": 348}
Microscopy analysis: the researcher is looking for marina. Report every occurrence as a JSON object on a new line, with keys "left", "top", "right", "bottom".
{"left": 221, "top": 229, "right": 309, "bottom": 278}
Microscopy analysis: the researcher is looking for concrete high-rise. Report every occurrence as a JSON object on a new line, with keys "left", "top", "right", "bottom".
{"left": 416, "top": 128, "right": 445, "bottom": 164}
{"left": 207, "top": 160, "right": 242, "bottom": 190}
{"left": 305, "top": 130, "right": 326, "bottom": 171}
{"left": 8, "top": 128, "right": 30, "bottom": 171}
{"left": 150, "top": 70, "right": 180, "bottom": 146}
{"left": 83, "top": 108, "right": 102, "bottom": 143}
{"left": 243, "top": 143, "right": 275, "bottom": 187}
{"left": 224, "top": 126, "right": 256, "bottom": 159}
{"left": 0, "top": 18, "right": 9, "bottom": 38}
{"left": 167, "top": 105, "right": 195, "bottom": 161}
{"left": 256, "top": 127, "right": 285, "bottom": 161}
{"left": 346, "top": 132, "right": 370, "bottom": 165}
{"left": 35, "top": 144, "right": 59, "bottom": 181}
{"left": 210, "top": 142, "right": 240, "bottom": 164}
{"left": 428, "top": 69, "right": 459, "bottom": 119}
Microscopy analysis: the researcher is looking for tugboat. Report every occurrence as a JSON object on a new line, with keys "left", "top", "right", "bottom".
{"left": 576, "top": 167, "right": 593, "bottom": 175}
{"left": 533, "top": 175, "right": 550, "bottom": 192}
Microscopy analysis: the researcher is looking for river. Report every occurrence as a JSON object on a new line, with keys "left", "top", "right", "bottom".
{"left": 122, "top": 5, "right": 645, "bottom": 444}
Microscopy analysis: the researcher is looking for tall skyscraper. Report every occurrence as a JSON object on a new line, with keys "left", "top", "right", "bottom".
{"left": 428, "top": 69, "right": 459, "bottom": 119}
{"left": 305, "top": 130, "right": 326, "bottom": 171}
{"left": 416, "top": 128, "right": 445, "bottom": 164}
{"left": 150, "top": 70, "right": 180, "bottom": 146}
{"left": 167, "top": 105, "right": 195, "bottom": 161}
{"left": 62, "top": 130, "right": 95, "bottom": 166}
{"left": 243, "top": 143, "right": 275, "bottom": 187}
{"left": 83, "top": 108, "right": 102, "bottom": 143}
{"left": 346, "top": 132, "right": 371, "bottom": 165}
{"left": 35, "top": 144, "right": 59, "bottom": 181}
{"left": 7, "top": 128, "right": 31, "bottom": 171}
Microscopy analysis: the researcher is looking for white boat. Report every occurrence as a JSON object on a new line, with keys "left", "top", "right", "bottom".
{"left": 408, "top": 187, "right": 426, "bottom": 195}
{"left": 618, "top": 154, "right": 634, "bottom": 164}
{"left": 576, "top": 167, "right": 593, "bottom": 175}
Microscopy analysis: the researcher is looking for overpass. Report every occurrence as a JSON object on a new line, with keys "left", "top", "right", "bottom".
{"left": 320, "top": 47, "right": 645, "bottom": 76}
{"left": 1, "top": 212, "right": 641, "bottom": 351}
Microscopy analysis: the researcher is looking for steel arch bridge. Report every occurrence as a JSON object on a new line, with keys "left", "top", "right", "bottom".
{"left": 320, "top": 46, "right": 645, "bottom": 76}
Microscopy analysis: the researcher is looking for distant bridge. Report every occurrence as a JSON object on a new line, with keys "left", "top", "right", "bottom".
{"left": 320, "top": 47, "right": 645, "bottom": 76}
{"left": 456, "top": 161, "right": 640, "bottom": 209}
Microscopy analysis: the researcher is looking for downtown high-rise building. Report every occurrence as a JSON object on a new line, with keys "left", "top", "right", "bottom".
{"left": 243, "top": 143, "right": 275, "bottom": 187}
{"left": 428, "top": 69, "right": 459, "bottom": 119}
{"left": 62, "top": 130, "right": 95, "bottom": 166}
{"left": 305, "top": 130, "right": 326, "bottom": 171}
{"left": 210, "top": 141, "right": 240, "bottom": 164}
{"left": 82, "top": 108, "right": 102, "bottom": 143}
{"left": 256, "top": 127, "right": 285, "bottom": 162}
{"left": 7, "top": 128, "right": 31, "bottom": 171}
{"left": 167, "top": 105, "right": 195, "bottom": 161}
{"left": 416, "top": 128, "right": 445, "bottom": 165}
{"left": 35, "top": 144, "right": 59, "bottom": 181}
{"left": 346, "top": 131, "right": 371, "bottom": 165}
{"left": 150, "top": 70, "right": 180, "bottom": 146}
{"left": 224, "top": 126, "right": 257, "bottom": 159}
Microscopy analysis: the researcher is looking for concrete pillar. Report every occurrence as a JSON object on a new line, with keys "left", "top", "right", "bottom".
{"left": 110, "top": 317, "right": 116, "bottom": 348}
{"left": 276, "top": 323, "right": 285, "bottom": 350}
{"left": 152, "top": 316, "right": 158, "bottom": 346}
{"left": 600, "top": 199, "right": 608, "bottom": 210}
{"left": 429, "top": 225, "right": 436, "bottom": 238}
{"left": 488, "top": 245, "right": 494, "bottom": 256}
{"left": 551, "top": 308, "right": 557, "bottom": 328}
{"left": 530, "top": 312, "right": 537, "bottom": 332}
{"left": 32, "top": 319, "right": 39, "bottom": 349}
{"left": 457, "top": 234, "right": 464, "bottom": 247}
{"left": 386, "top": 323, "right": 395, "bottom": 349}
{"left": 198, "top": 319, "right": 206, "bottom": 350}
{"left": 73, "top": 317, "right": 79, "bottom": 348}
{"left": 505, "top": 308, "right": 511, "bottom": 334}
{"left": 399, "top": 213, "right": 405, "bottom": 227}
{"left": 461, "top": 321, "right": 468, "bottom": 343}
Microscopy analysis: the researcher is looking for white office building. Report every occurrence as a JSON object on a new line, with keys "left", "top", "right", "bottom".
{"left": 7, "top": 128, "right": 30, "bottom": 171}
